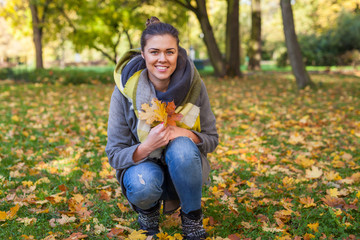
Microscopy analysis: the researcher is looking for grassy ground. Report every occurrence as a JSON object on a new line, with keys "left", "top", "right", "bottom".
{"left": 0, "top": 72, "right": 359, "bottom": 239}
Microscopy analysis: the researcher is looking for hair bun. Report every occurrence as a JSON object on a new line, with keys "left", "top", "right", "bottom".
{"left": 146, "top": 16, "right": 161, "bottom": 27}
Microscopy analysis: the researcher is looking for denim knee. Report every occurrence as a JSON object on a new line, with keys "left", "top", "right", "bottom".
{"left": 165, "top": 137, "right": 201, "bottom": 169}
{"left": 123, "top": 162, "right": 164, "bottom": 210}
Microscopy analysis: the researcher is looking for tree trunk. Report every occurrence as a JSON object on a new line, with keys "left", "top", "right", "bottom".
{"left": 29, "top": 1, "right": 44, "bottom": 69}
{"left": 248, "top": 0, "right": 261, "bottom": 70}
{"left": 195, "top": 0, "right": 226, "bottom": 77}
{"left": 280, "top": 0, "right": 314, "bottom": 89}
{"left": 225, "top": 0, "right": 241, "bottom": 77}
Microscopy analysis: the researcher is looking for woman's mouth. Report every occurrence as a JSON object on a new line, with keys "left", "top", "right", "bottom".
{"left": 156, "top": 66, "right": 168, "bottom": 72}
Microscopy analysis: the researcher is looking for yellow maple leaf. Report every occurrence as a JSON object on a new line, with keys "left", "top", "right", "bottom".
{"left": 0, "top": 211, "right": 7, "bottom": 221}
{"left": 127, "top": 230, "right": 147, "bottom": 240}
{"left": 324, "top": 171, "right": 342, "bottom": 181}
{"left": 153, "top": 99, "right": 168, "bottom": 125}
{"left": 327, "top": 188, "right": 340, "bottom": 198}
{"left": 307, "top": 222, "right": 319, "bottom": 232}
{"left": 356, "top": 191, "right": 360, "bottom": 198}
{"left": 156, "top": 232, "right": 170, "bottom": 240}
{"left": 139, "top": 102, "right": 158, "bottom": 125}
{"left": 295, "top": 156, "right": 315, "bottom": 168}
{"left": 305, "top": 166, "right": 323, "bottom": 179}
{"left": 139, "top": 98, "right": 182, "bottom": 127}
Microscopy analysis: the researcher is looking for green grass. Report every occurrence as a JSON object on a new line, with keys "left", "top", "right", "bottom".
{"left": 0, "top": 72, "right": 359, "bottom": 239}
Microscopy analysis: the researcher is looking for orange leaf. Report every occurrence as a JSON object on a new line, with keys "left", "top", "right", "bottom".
{"left": 107, "top": 228, "right": 125, "bottom": 239}
{"left": 165, "top": 101, "right": 176, "bottom": 115}
{"left": 228, "top": 234, "right": 242, "bottom": 240}
{"left": 321, "top": 195, "right": 345, "bottom": 208}
{"left": 7, "top": 204, "right": 20, "bottom": 219}
{"left": 167, "top": 112, "right": 183, "bottom": 126}
{"left": 59, "top": 184, "right": 68, "bottom": 192}
{"left": 299, "top": 196, "right": 317, "bottom": 208}
{"left": 117, "top": 203, "right": 129, "bottom": 213}
{"left": 0, "top": 211, "right": 7, "bottom": 221}
{"left": 63, "top": 232, "right": 88, "bottom": 240}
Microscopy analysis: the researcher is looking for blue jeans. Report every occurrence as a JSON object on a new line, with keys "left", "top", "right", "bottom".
{"left": 123, "top": 137, "right": 203, "bottom": 214}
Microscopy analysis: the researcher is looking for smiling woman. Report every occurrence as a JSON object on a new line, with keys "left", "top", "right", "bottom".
{"left": 106, "top": 16, "right": 218, "bottom": 239}
{"left": 141, "top": 34, "right": 178, "bottom": 92}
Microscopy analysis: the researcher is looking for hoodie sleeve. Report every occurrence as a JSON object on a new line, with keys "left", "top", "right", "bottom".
{"left": 105, "top": 87, "right": 147, "bottom": 170}
{"left": 191, "top": 81, "right": 219, "bottom": 154}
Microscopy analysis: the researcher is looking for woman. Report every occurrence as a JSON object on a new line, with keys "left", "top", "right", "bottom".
{"left": 106, "top": 16, "right": 218, "bottom": 239}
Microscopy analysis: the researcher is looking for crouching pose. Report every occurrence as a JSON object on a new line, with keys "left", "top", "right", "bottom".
{"left": 105, "top": 16, "right": 218, "bottom": 239}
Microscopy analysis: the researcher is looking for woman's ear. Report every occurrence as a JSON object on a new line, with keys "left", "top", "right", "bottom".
{"left": 141, "top": 52, "right": 144, "bottom": 59}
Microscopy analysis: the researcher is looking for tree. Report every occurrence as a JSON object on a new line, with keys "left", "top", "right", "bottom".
{"left": 28, "top": 0, "right": 52, "bottom": 69}
{"left": 55, "top": 0, "right": 149, "bottom": 64}
{"left": 171, "top": 0, "right": 241, "bottom": 77}
{"left": 280, "top": 0, "right": 314, "bottom": 89}
{"left": 0, "top": 0, "right": 52, "bottom": 69}
{"left": 248, "top": 0, "right": 261, "bottom": 70}
{"left": 225, "top": 0, "right": 241, "bottom": 77}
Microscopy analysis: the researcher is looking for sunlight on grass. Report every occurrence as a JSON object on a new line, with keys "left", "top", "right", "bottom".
{"left": 0, "top": 73, "right": 359, "bottom": 239}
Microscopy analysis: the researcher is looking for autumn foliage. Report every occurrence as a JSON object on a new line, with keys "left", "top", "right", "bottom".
{"left": 0, "top": 73, "right": 359, "bottom": 239}
{"left": 138, "top": 98, "right": 183, "bottom": 127}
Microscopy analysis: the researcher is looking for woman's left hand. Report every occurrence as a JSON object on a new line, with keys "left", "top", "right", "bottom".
{"left": 168, "top": 125, "right": 201, "bottom": 144}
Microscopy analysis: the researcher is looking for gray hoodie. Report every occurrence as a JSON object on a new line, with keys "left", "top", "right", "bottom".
{"left": 105, "top": 81, "right": 218, "bottom": 212}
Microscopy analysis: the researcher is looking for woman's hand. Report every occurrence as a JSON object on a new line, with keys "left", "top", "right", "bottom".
{"left": 133, "top": 123, "right": 170, "bottom": 162}
{"left": 168, "top": 125, "right": 201, "bottom": 144}
{"left": 145, "top": 123, "right": 170, "bottom": 149}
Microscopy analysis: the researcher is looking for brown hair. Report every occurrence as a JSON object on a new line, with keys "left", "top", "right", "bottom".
{"left": 140, "top": 16, "right": 179, "bottom": 50}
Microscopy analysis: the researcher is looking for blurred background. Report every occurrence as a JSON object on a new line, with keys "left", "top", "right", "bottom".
{"left": 0, "top": 0, "right": 359, "bottom": 80}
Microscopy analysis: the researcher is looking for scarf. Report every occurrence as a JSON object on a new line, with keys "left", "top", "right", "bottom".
{"left": 113, "top": 47, "right": 202, "bottom": 158}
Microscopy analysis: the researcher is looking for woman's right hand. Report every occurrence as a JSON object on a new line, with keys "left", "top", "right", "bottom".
{"left": 132, "top": 123, "right": 169, "bottom": 162}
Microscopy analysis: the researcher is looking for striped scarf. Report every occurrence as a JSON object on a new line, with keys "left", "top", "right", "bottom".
{"left": 113, "top": 48, "right": 202, "bottom": 158}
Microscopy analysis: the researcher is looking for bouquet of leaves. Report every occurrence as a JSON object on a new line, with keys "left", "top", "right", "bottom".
{"left": 139, "top": 98, "right": 183, "bottom": 127}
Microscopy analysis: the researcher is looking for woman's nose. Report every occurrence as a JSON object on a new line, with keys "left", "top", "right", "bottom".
{"left": 158, "top": 52, "right": 166, "bottom": 62}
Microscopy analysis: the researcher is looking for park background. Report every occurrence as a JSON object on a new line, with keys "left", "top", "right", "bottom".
{"left": 0, "top": 0, "right": 359, "bottom": 239}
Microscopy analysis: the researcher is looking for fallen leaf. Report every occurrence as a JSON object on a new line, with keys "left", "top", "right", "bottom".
{"left": 63, "top": 232, "right": 88, "bottom": 240}
{"left": 299, "top": 196, "right": 317, "bottom": 208}
{"left": 127, "top": 230, "right": 147, "bottom": 240}
{"left": 305, "top": 166, "right": 323, "bottom": 179}
{"left": 57, "top": 214, "right": 76, "bottom": 225}
{"left": 307, "top": 222, "right": 319, "bottom": 232}
{"left": 107, "top": 228, "right": 125, "bottom": 239}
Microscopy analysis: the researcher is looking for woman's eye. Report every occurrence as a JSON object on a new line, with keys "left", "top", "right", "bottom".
{"left": 167, "top": 51, "right": 174, "bottom": 55}
{"left": 150, "top": 51, "right": 158, "bottom": 55}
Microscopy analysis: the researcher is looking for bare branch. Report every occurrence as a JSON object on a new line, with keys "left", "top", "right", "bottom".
{"left": 41, "top": 0, "right": 51, "bottom": 24}
{"left": 56, "top": 6, "right": 77, "bottom": 32}
{"left": 92, "top": 44, "right": 116, "bottom": 63}
{"left": 124, "top": 29, "right": 133, "bottom": 49}
{"left": 171, "top": 0, "right": 197, "bottom": 12}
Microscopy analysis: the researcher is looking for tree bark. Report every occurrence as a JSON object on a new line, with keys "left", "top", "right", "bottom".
{"left": 172, "top": 0, "right": 226, "bottom": 77}
{"left": 280, "top": 0, "right": 314, "bottom": 89}
{"left": 225, "top": 0, "right": 241, "bottom": 77}
{"left": 195, "top": 0, "right": 226, "bottom": 77}
{"left": 248, "top": 0, "right": 261, "bottom": 70}
{"left": 29, "top": 1, "right": 44, "bottom": 69}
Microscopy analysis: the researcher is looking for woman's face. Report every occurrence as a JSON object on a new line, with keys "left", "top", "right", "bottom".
{"left": 141, "top": 34, "right": 178, "bottom": 87}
